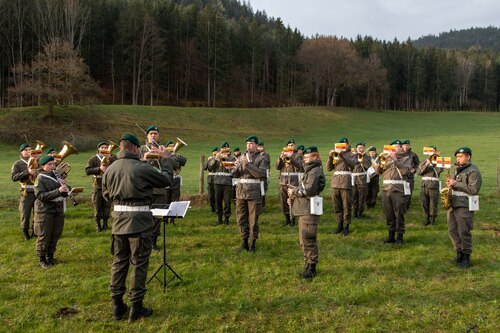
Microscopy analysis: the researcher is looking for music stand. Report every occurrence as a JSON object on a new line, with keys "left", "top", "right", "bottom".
{"left": 148, "top": 201, "right": 190, "bottom": 292}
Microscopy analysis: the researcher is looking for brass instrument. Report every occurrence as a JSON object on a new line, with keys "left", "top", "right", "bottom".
{"left": 27, "top": 148, "right": 43, "bottom": 183}
{"left": 331, "top": 151, "right": 340, "bottom": 163}
{"left": 173, "top": 137, "right": 188, "bottom": 154}
{"left": 356, "top": 152, "right": 364, "bottom": 162}
{"left": 378, "top": 153, "right": 389, "bottom": 169}
{"left": 429, "top": 153, "right": 440, "bottom": 165}
{"left": 282, "top": 147, "right": 294, "bottom": 164}
{"left": 55, "top": 141, "right": 78, "bottom": 165}
{"left": 35, "top": 140, "right": 47, "bottom": 151}
{"left": 440, "top": 172, "right": 453, "bottom": 210}
{"left": 101, "top": 140, "right": 118, "bottom": 167}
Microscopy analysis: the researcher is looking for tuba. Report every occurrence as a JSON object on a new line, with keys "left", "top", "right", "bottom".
{"left": 27, "top": 146, "right": 44, "bottom": 183}
{"left": 173, "top": 137, "right": 188, "bottom": 154}
{"left": 55, "top": 141, "right": 78, "bottom": 165}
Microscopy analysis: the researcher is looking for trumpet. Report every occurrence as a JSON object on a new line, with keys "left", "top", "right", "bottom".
{"left": 378, "top": 153, "right": 389, "bottom": 169}
{"left": 429, "top": 153, "right": 440, "bottom": 165}
{"left": 329, "top": 150, "right": 341, "bottom": 163}
{"left": 356, "top": 152, "right": 364, "bottom": 163}
{"left": 282, "top": 147, "right": 294, "bottom": 163}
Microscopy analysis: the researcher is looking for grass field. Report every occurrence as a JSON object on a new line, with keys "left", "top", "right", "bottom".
{"left": 0, "top": 106, "right": 498, "bottom": 332}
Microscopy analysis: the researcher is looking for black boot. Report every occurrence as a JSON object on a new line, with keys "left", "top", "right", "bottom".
{"left": 430, "top": 217, "right": 436, "bottom": 225}
{"left": 128, "top": 301, "right": 153, "bottom": 322}
{"left": 96, "top": 220, "right": 102, "bottom": 232}
{"left": 39, "top": 256, "right": 50, "bottom": 269}
{"left": 112, "top": 297, "right": 128, "bottom": 321}
{"left": 282, "top": 214, "right": 291, "bottom": 227}
{"left": 299, "top": 263, "right": 317, "bottom": 279}
{"left": 290, "top": 217, "right": 296, "bottom": 226}
{"left": 102, "top": 219, "right": 109, "bottom": 231}
{"left": 424, "top": 217, "right": 431, "bottom": 226}
{"left": 224, "top": 216, "right": 229, "bottom": 225}
{"left": 216, "top": 215, "right": 223, "bottom": 225}
{"left": 151, "top": 236, "right": 159, "bottom": 251}
{"left": 383, "top": 231, "right": 396, "bottom": 243}
{"left": 236, "top": 238, "right": 249, "bottom": 252}
{"left": 395, "top": 233, "right": 404, "bottom": 245}
{"left": 458, "top": 253, "right": 471, "bottom": 269}
{"left": 31, "top": 228, "right": 36, "bottom": 238}
{"left": 249, "top": 239, "right": 257, "bottom": 253}
{"left": 353, "top": 210, "right": 359, "bottom": 218}
{"left": 449, "top": 250, "right": 463, "bottom": 264}
{"left": 22, "top": 229, "right": 30, "bottom": 240}
{"left": 343, "top": 225, "right": 350, "bottom": 236}
{"left": 46, "top": 253, "right": 58, "bottom": 266}
{"left": 334, "top": 223, "right": 343, "bottom": 234}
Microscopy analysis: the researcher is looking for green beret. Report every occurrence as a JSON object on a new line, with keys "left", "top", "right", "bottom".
{"left": 39, "top": 155, "right": 54, "bottom": 165}
{"left": 146, "top": 125, "right": 159, "bottom": 134}
{"left": 19, "top": 143, "right": 30, "bottom": 152}
{"left": 402, "top": 140, "right": 410, "bottom": 145}
{"left": 97, "top": 141, "right": 108, "bottom": 149}
{"left": 430, "top": 145, "right": 437, "bottom": 150}
{"left": 367, "top": 146, "right": 376, "bottom": 152}
{"left": 303, "top": 146, "right": 319, "bottom": 155}
{"left": 356, "top": 141, "right": 365, "bottom": 147}
{"left": 233, "top": 147, "right": 240, "bottom": 152}
{"left": 286, "top": 138, "right": 295, "bottom": 145}
{"left": 246, "top": 135, "right": 258, "bottom": 144}
{"left": 165, "top": 140, "right": 174, "bottom": 146}
{"left": 258, "top": 141, "right": 264, "bottom": 146}
{"left": 46, "top": 147, "right": 56, "bottom": 154}
{"left": 390, "top": 140, "right": 402, "bottom": 146}
{"left": 454, "top": 146, "right": 472, "bottom": 156}
{"left": 338, "top": 137, "right": 348, "bottom": 143}
{"left": 212, "top": 147, "right": 219, "bottom": 152}
{"left": 120, "top": 133, "right": 140, "bottom": 147}
{"left": 221, "top": 141, "right": 230, "bottom": 148}
{"left": 296, "top": 144, "right": 305, "bottom": 151}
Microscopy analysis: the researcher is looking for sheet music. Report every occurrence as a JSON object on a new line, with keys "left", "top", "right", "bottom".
{"left": 166, "top": 201, "right": 190, "bottom": 218}
{"left": 151, "top": 208, "right": 170, "bottom": 217}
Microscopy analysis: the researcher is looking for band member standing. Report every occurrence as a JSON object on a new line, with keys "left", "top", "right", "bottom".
{"left": 257, "top": 140, "right": 271, "bottom": 209}
{"left": 276, "top": 138, "right": 304, "bottom": 226}
{"left": 446, "top": 147, "right": 482, "bottom": 269}
{"left": 208, "top": 142, "right": 235, "bottom": 225}
{"left": 11, "top": 143, "right": 37, "bottom": 240}
{"left": 85, "top": 141, "right": 116, "bottom": 232}
{"left": 378, "top": 140, "right": 412, "bottom": 245}
{"left": 366, "top": 146, "right": 380, "bottom": 209}
{"left": 351, "top": 142, "right": 372, "bottom": 218}
{"left": 232, "top": 135, "right": 269, "bottom": 252}
{"left": 205, "top": 147, "right": 219, "bottom": 212}
{"left": 34, "top": 155, "right": 69, "bottom": 268}
{"left": 416, "top": 146, "right": 442, "bottom": 226}
{"left": 103, "top": 133, "right": 172, "bottom": 322}
{"left": 232, "top": 147, "right": 241, "bottom": 202}
{"left": 326, "top": 137, "right": 357, "bottom": 236}
{"left": 288, "top": 147, "right": 325, "bottom": 279}
{"left": 402, "top": 140, "right": 420, "bottom": 210}
{"left": 165, "top": 140, "right": 187, "bottom": 213}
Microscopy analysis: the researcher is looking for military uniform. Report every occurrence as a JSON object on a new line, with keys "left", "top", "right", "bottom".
{"left": 326, "top": 148, "right": 357, "bottom": 235}
{"left": 447, "top": 148, "right": 482, "bottom": 268}
{"left": 11, "top": 155, "right": 36, "bottom": 238}
{"left": 378, "top": 150, "right": 411, "bottom": 244}
{"left": 85, "top": 153, "right": 116, "bottom": 231}
{"left": 290, "top": 149, "right": 325, "bottom": 278}
{"left": 102, "top": 136, "right": 172, "bottom": 321}
{"left": 416, "top": 157, "right": 443, "bottom": 225}
{"left": 208, "top": 154, "right": 235, "bottom": 224}
{"left": 276, "top": 151, "right": 304, "bottom": 226}
{"left": 205, "top": 148, "right": 218, "bottom": 212}
{"left": 403, "top": 143, "right": 420, "bottom": 209}
{"left": 351, "top": 153, "right": 372, "bottom": 218}
{"left": 366, "top": 151, "right": 380, "bottom": 208}
{"left": 258, "top": 143, "right": 271, "bottom": 209}
{"left": 166, "top": 153, "right": 187, "bottom": 204}
{"left": 233, "top": 141, "right": 269, "bottom": 252}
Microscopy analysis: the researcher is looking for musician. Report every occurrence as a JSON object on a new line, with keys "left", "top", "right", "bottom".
{"left": 205, "top": 147, "right": 219, "bottom": 213}
{"left": 207, "top": 142, "right": 235, "bottom": 225}
{"left": 46, "top": 147, "right": 56, "bottom": 156}
{"left": 288, "top": 147, "right": 325, "bottom": 279}
{"left": 139, "top": 125, "right": 172, "bottom": 251}
{"left": 232, "top": 135, "right": 269, "bottom": 252}
{"left": 276, "top": 138, "right": 304, "bottom": 226}
{"left": 446, "top": 147, "right": 482, "bottom": 269}
{"left": 233, "top": 147, "right": 241, "bottom": 158}
{"left": 34, "top": 155, "right": 69, "bottom": 268}
{"left": 377, "top": 140, "right": 412, "bottom": 244}
{"left": 165, "top": 140, "right": 187, "bottom": 213}
{"left": 85, "top": 141, "right": 116, "bottom": 232}
{"left": 296, "top": 145, "right": 305, "bottom": 155}
{"left": 326, "top": 137, "right": 357, "bottom": 236}
{"left": 416, "top": 146, "right": 443, "bottom": 226}
{"left": 232, "top": 147, "right": 241, "bottom": 202}
{"left": 257, "top": 140, "right": 271, "bottom": 209}
{"left": 366, "top": 146, "right": 380, "bottom": 209}
{"left": 402, "top": 140, "right": 420, "bottom": 210}
{"left": 351, "top": 142, "right": 371, "bottom": 218}
{"left": 11, "top": 143, "right": 36, "bottom": 240}
{"left": 102, "top": 133, "right": 172, "bottom": 322}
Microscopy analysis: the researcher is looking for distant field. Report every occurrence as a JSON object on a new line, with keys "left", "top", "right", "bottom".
{"left": 0, "top": 106, "right": 498, "bottom": 332}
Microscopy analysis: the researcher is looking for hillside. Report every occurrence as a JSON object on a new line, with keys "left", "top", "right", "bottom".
{"left": 413, "top": 26, "right": 500, "bottom": 51}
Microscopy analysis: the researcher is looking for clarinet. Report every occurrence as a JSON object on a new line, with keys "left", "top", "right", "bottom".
{"left": 55, "top": 172, "right": 78, "bottom": 206}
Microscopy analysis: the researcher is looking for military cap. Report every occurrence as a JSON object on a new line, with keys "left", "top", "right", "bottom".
{"left": 402, "top": 140, "right": 410, "bottom": 145}
{"left": 120, "top": 133, "right": 140, "bottom": 147}
{"left": 97, "top": 141, "right": 108, "bottom": 149}
{"left": 258, "top": 141, "right": 264, "bottom": 146}
{"left": 338, "top": 137, "right": 349, "bottom": 143}
{"left": 367, "top": 146, "right": 377, "bottom": 152}
{"left": 286, "top": 138, "right": 295, "bottom": 145}
{"left": 454, "top": 146, "right": 472, "bottom": 156}
{"left": 233, "top": 147, "right": 240, "bottom": 152}
{"left": 212, "top": 147, "right": 219, "bottom": 152}
{"left": 165, "top": 140, "right": 174, "bottom": 146}
{"left": 39, "top": 155, "right": 54, "bottom": 165}
{"left": 245, "top": 135, "right": 259, "bottom": 143}
{"left": 356, "top": 141, "right": 366, "bottom": 147}
{"left": 303, "top": 146, "right": 319, "bottom": 155}
{"left": 221, "top": 141, "right": 230, "bottom": 148}
{"left": 390, "top": 140, "right": 402, "bottom": 146}
{"left": 19, "top": 143, "right": 30, "bottom": 152}
{"left": 146, "top": 125, "right": 159, "bottom": 133}
{"left": 46, "top": 147, "right": 56, "bottom": 154}
{"left": 296, "top": 144, "right": 305, "bottom": 151}
{"left": 430, "top": 145, "right": 437, "bottom": 150}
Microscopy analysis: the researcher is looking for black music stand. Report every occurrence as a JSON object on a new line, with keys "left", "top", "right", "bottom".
{"left": 148, "top": 201, "right": 190, "bottom": 292}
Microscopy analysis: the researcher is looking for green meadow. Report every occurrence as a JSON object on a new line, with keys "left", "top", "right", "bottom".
{"left": 0, "top": 106, "right": 498, "bottom": 332}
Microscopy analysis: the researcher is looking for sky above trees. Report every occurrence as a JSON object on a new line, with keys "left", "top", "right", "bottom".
{"left": 248, "top": 0, "right": 499, "bottom": 40}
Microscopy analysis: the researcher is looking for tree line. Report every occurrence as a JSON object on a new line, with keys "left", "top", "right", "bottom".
{"left": 1, "top": 0, "right": 499, "bottom": 111}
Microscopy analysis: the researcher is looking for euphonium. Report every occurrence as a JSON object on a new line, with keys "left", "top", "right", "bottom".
{"left": 35, "top": 140, "right": 47, "bottom": 151}
{"left": 55, "top": 141, "right": 78, "bottom": 165}
{"left": 101, "top": 140, "right": 118, "bottom": 167}
{"left": 173, "top": 137, "right": 188, "bottom": 154}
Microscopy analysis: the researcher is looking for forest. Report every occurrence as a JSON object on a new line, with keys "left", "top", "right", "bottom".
{"left": 1, "top": 0, "right": 499, "bottom": 111}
